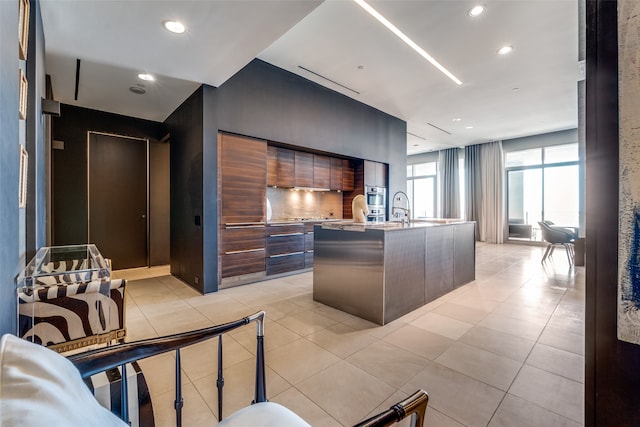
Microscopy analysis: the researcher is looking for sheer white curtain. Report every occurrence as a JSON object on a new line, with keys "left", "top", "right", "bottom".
{"left": 479, "top": 141, "right": 505, "bottom": 243}
{"left": 438, "top": 148, "right": 460, "bottom": 218}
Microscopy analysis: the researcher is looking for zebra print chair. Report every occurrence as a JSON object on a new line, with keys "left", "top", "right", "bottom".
{"left": 17, "top": 258, "right": 126, "bottom": 352}
{"left": 0, "top": 311, "right": 429, "bottom": 427}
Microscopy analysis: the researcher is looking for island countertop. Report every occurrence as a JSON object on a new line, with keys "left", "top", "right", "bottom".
{"left": 313, "top": 220, "right": 476, "bottom": 325}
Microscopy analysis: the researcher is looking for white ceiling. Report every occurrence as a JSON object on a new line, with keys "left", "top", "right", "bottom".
{"left": 40, "top": 0, "right": 578, "bottom": 155}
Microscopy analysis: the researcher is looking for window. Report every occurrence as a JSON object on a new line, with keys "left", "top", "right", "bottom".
{"left": 407, "top": 162, "right": 437, "bottom": 219}
{"left": 506, "top": 143, "right": 579, "bottom": 241}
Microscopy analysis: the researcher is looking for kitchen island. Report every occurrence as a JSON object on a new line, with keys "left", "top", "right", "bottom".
{"left": 313, "top": 220, "right": 475, "bottom": 325}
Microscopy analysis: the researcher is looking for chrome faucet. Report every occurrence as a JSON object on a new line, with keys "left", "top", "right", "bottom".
{"left": 391, "top": 191, "right": 411, "bottom": 224}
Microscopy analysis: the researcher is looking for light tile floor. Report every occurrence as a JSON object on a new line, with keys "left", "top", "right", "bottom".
{"left": 113, "top": 242, "right": 585, "bottom": 427}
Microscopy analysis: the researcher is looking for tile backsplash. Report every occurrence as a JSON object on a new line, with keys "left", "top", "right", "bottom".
{"left": 267, "top": 187, "right": 343, "bottom": 220}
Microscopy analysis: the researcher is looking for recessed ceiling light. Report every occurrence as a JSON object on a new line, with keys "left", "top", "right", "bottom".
{"left": 468, "top": 5, "right": 485, "bottom": 17}
{"left": 465, "top": 126, "right": 474, "bottom": 129}
{"left": 163, "top": 20, "right": 185, "bottom": 34}
{"left": 129, "top": 86, "right": 146, "bottom": 95}
{"left": 353, "top": 0, "right": 462, "bottom": 85}
{"left": 137, "top": 73, "right": 154, "bottom": 81}
{"left": 497, "top": 45, "right": 514, "bottom": 55}
{"left": 452, "top": 118, "right": 462, "bottom": 122}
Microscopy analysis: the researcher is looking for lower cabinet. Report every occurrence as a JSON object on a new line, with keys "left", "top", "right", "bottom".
{"left": 267, "top": 253, "right": 305, "bottom": 275}
{"left": 220, "top": 225, "right": 265, "bottom": 279}
{"left": 266, "top": 223, "right": 306, "bottom": 275}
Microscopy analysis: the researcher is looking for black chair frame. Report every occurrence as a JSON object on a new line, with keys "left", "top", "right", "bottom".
{"left": 67, "top": 311, "right": 429, "bottom": 427}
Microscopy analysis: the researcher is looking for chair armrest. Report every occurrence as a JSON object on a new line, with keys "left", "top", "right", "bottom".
{"left": 353, "top": 390, "right": 429, "bottom": 427}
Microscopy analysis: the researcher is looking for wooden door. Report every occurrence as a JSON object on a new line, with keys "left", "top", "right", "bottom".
{"left": 89, "top": 133, "right": 147, "bottom": 269}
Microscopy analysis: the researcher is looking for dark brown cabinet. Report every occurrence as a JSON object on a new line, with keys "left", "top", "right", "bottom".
{"left": 295, "top": 152, "right": 314, "bottom": 188}
{"left": 330, "top": 158, "right": 343, "bottom": 191}
{"left": 219, "top": 226, "right": 265, "bottom": 278}
{"left": 267, "top": 146, "right": 278, "bottom": 187}
{"left": 364, "top": 160, "right": 387, "bottom": 188}
{"left": 219, "top": 133, "right": 266, "bottom": 224}
{"left": 342, "top": 159, "right": 354, "bottom": 191}
{"left": 266, "top": 223, "right": 305, "bottom": 275}
{"left": 313, "top": 155, "right": 331, "bottom": 189}
{"left": 304, "top": 222, "right": 317, "bottom": 268}
{"left": 267, "top": 146, "right": 295, "bottom": 188}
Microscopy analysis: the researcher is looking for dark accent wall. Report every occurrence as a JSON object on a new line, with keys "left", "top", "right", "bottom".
{"left": 51, "top": 105, "right": 165, "bottom": 246}
{"left": 585, "top": 1, "right": 640, "bottom": 425}
{"left": 150, "top": 142, "right": 170, "bottom": 265}
{"left": 165, "top": 88, "right": 206, "bottom": 291}
{"left": 166, "top": 59, "right": 406, "bottom": 293}
{"left": 210, "top": 60, "right": 407, "bottom": 196}
{"left": 0, "top": 0, "right": 20, "bottom": 335}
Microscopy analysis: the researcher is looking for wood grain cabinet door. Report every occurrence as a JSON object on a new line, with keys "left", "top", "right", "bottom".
{"left": 295, "top": 152, "right": 314, "bottom": 188}
{"left": 267, "top": 145, "right": 278, "bottom": 187}
{"left": 277, "top": 147, "right": 295, "bottom": 188}
{"left": 219, "top": 133, "right": 266, "bottom": 224}
{"left": 330, "top": 157, "right": 343, "bottom": 191}
{"left": 342, "top": 159, "right": 355, "bottom": 191}
{"left": 313, "top": 155, "right": 331, "bottom": 189}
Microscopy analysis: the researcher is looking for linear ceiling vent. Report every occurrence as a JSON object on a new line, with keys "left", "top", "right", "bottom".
{"left": 407, "top": 132, "right": 427, "bottom": 140}
{"left": 298, "top": 66, "right": 360, "bottom": 95}
{"left": 426, "top": 122, "right": 452, "bottom": 135}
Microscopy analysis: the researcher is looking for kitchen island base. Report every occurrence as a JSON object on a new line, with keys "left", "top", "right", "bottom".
{"left": 313, "top": 221, "right": 475, "bottom": 325}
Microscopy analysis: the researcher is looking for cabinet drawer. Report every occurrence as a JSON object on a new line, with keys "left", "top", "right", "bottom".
{"left": 305, "top": 251, "right": 314, "bottom": 268}
{"left": 267, "top": 253, "right": 305, "bottom": 275}
{"left": 221, "top": 250, "right": 266, "bottom": 278}
{"left": 305, "top": 233, "right": 314, "bottom": 251}
{"left": 267, "top": 234, "right": 304, "bottom": 257}
{"left": 267, "top": 223, "right": 305, "bottom": 236}
{"left": 220, "top": 226, "right": 265, "bottom": 253}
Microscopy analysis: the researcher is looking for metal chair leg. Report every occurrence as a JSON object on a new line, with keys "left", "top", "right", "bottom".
{"left": 541, "top": 244, "right": 552, "bottom": 263}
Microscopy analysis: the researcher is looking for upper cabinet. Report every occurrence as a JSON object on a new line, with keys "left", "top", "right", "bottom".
{"left": 268, "top": 146, "right": 295, "bottom": 187}
{"left": 330, "top": 157, "right": 343, "bottom": 191}
{"left": 295, "top": 152, "right": 314, "bottom": 188}
{"left": 364, "top": 160, "right": 387, "bottom": 188}
{"left": 276, "top": 148, "right": 295, "bottom": 188}
{"left": 313, "top": 155, "right": 331, "bottom": 189}
{"left": 267, "top": 146, "right": 278, "bottom": 187}
{"left": 219, "top": 133, "right": 266, "bottom": 224}
{"left": 342, "top": 159, "right": 355, "bottom": 191}
{"left": 267, "top": 144, "right": 356, "bottom": 191}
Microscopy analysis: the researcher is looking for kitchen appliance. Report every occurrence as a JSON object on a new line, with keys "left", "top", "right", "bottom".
{"left": 365, "top": 186, "right": 386, "bottom": 223}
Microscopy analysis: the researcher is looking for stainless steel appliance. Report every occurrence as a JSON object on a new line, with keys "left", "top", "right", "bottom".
{"left": 365, "top": 186, "right": 386, "bottom": 223}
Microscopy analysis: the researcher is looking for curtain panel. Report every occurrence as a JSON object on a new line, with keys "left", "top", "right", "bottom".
{"left": 464, "top": 144, "right": 482, "bottom": 239}
{"left": 479, "top": 141, "right": 505, "bottom": 243}
{"left": 464, "top": 141, "right": 505, "bottom": 243}
{"left": 438, "top": 148, "right": 460, "bottom": 218}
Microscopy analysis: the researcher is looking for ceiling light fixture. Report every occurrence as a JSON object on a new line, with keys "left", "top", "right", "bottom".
{"left": 452, "top": 118, "right": 462, "bottom": 122}
{"left": 465, "top": 126, "right": 474, "bottom": 129}
{"left": 497, "top": 45, "right": 513, "bottom": 55}
{"left": 468, "top": 5, "right": 486, "bottom": 17}
{"left": 163, "top": 20, "right": 185, "bottom": 34}
{"left": 137, "top": 73, "right": 154, "bottom": 81}
{"left": 353, "top": 0, "right": 463, "bottom": 85}
{"left": 129, "top": 86, "right": 146, "bottom": 95}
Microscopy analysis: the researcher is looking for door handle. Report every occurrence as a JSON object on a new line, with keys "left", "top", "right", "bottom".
{"left": 141, "top": 214, "right": 146, "bottom": 219}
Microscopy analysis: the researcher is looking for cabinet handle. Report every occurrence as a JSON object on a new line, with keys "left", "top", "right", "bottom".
{"left": 224, "top": 248, "right": 265, "bottom": 255}
{"left": 225, "top": 222, "right": 265, "bottom": 226}
{"left": 269, "top": 232, "right": 304, "bottom": 237}
{"left": 269, "top": 223, "right": 304, "bottom": 227}
{"left": 225, "top": 225, "right": 265, "bottom": 229}
{"left": 269, "top": 252, "right": 305, "bottom": 258}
